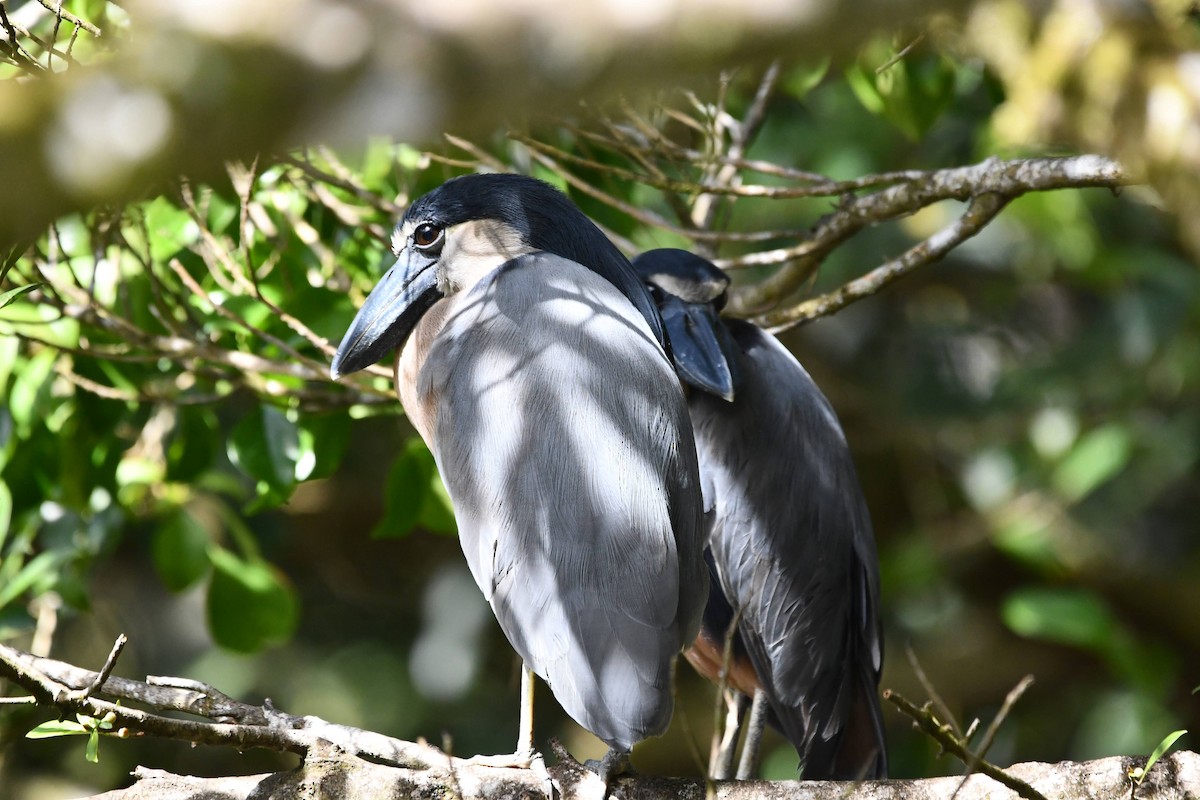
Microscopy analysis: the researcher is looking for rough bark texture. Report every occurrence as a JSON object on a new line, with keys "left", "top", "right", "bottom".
{"left": 3, "top": 643, "right": 1197, "bottom": 800}
{"left": 83, "top": 749, "right": 1200, "bottom": 800}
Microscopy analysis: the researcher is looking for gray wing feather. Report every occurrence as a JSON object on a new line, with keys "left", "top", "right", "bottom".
{"left": 416, "top": 253, "right": 706, "bottom": 750}
{"left": 690, "top": 321, "right": 885, "bottom": 778}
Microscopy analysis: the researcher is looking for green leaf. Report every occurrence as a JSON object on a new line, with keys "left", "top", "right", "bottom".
{"left": 0, "top": 481, "right": 12, "bottom": 552}
{"left": 294, "top": 426, "right": 317, "bottom": 483}
{"left": 0, "top": 299, "right": 80, "bottom": 349}
{"left": 26, "top": 719, "right": 90, "bottom": 738}
{"left": 94, "top": 360, "right": 142, "bottom": 397}
{"left": 845, "top": 43, "right": 956, "bottom": 139}
{"left": 784, "top": 58, "right": 831, "bottom": 99}
{"left": 0, "top": 334, "right": 19, "bottom": 395}
{"left": 86, "top": 728, "right": 100, "bottom": 763}
{"left": 0, "top": 246, "right": 21, "bottom": 285}
{"left": 143, "top": 197, "right": 199, "bottom": 262}
{"left": 532, "top": 165, "right": 569, "bottom": 192}
{"left": 206, "top": 192, "right": 240, "bottom": 235}
{"left": 1147, "top": 728, "right": 1187, "bottom": 766}
{"left": 845, "top": 63, "right": 885, "bottom": 114}
{"left": 0, "top": 283, "right": 42, "bottom": 310}
{"left": 228, "top": 406, "right": 300, "bottom": 503}
{"left": 166, "top": 408, "right": 219, "bottom": 483}
{"left": 394, "top": 142, "right": 426, "bottom": 171}
{"left": 280, "top": 286, "right": 357, "bottom": 346}
{"left": 0, "top": 549, "right": 71, "bottom": 612}
{"left": 152, "top": 508, "right": 212, "bottom": 592}
{"left": 215, "top": 295, "right": 273, "bottom": 331}
{"left": 361, "top": 138, "right": 403, "bottom": 182}
{"left": 207, "top": 547, "right": 298, "bottom": 652}
{"left": 298, "top": 413, "right": 351, "bottom": 482}
{"left": 0, "top": 520, "right": 34, "bottom": 590}
{"left": 211, "top": 499, "right": 263, "bottom": 561}
{"left": 1136, "top": 730, "right": 1187, "bottom": 784}
{"left": 373, "top": 438, "right": 435, "bottom": 539}
{"left": 115, "top": 455, "right": 165, "bottom": 490}
{"left": 1001, "top": 587, "right": 1116, "bottom": 650}
{"left": 7, "top": 348, "right": 57, "bottom": 435}
{"left": 1052, "top": 424, "right": 1132, "bottom": 502}
{"left": 991, "top": 516, "right": 1063, "bottom": 575}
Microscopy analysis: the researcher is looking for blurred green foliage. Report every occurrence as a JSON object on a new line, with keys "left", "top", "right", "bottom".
{"left": 846, "top": 36, "right": 959, "bottom": 141}
{"left": 374, "top": 438, "right": 456, "bottom": 540}
{"left": 0, "top": 14, "right": 1197, "bottom": 797}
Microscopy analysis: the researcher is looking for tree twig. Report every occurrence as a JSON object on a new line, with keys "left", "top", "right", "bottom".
{"left": 905, "top": 644, "right": 963, "bottom": 740}
{"left": 953, "top": 675, "right": 1036, "bottom": 800}
{"left": 33, "top": 0, "right": 102, "bottom": 37}
{"left": 884, "top": 688, "right": 1051, "bottom": 800}
{"left": 77, "top": 634, "right": 127, "bottom": 699}
{"left": 692, "top": 60, "right": 781, "bottom": 237}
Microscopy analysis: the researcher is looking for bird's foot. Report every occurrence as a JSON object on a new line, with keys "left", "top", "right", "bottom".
{"left": 547, "top": 741, "right": 629, "bottom": 799}
{"left": 463, "top": 747, "right": 541, "bottom": 769}
{"left": 464, "top": 749, "right": 555, "bottom": 797}
{"left": 582, "top": 748, "right": 632, "bottom": 798}
{"left": 583, "top": 748, "right": 631, "bottom": 782}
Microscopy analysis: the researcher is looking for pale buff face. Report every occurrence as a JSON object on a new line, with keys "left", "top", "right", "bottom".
{"left": 392, "top": 217, "right": 536, "bottom": 297}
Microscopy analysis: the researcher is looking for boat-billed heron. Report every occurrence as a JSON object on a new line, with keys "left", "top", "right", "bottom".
{"left": 633, "top": 248, "right": 887, "bottom": 781}
{"left": 330, "top": 176, "right": 707, "bottom": 775}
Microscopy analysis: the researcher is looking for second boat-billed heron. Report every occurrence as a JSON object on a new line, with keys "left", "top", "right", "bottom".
{"left": 330, "top": 175, "right": 707, "bottom": 774}
{"left": 632, "top": 248, "right": 887, "bottom": 781}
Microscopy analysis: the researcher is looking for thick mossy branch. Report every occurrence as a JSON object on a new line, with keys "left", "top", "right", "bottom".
{"left": 3, "top": 643, "right": 1199, "bottom": 800}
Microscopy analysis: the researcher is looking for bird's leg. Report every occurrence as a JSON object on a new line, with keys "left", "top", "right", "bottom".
{"left": 735, "top": 689, "right": 770, "bottom": 779}
{"left": 463, "top": 663, "right": 545, "bottom": 772}
{"left": 517, "top": 661, "right": 535, "bottom": 758}
{"left": 710, "top": 690, "right": 748, "bottom": 780}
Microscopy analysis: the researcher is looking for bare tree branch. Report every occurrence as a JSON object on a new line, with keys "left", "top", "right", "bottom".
{"left": 691, "top": 61, "right": 781, "bottom": 240}
{"left": 727, "top": 155, "right": 1129, "bottom": 317}
{"left": 755, "top": 193, "right": 1011, "bottom": 332}
{"left": 511, "top": 123, "right": 1129, "bottom": 329}
{"left": 1, "top": 144, "right": 1132, "bottom": 414}
{"left": 0, "top": 642, "right": 445, "bottom": 768}
{"left": 31, "top": 0, "right": 102, "bottom": 37}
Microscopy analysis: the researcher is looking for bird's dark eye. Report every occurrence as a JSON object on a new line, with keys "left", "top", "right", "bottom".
{"left": 413, "top": 222, "right": 444, "bottom": 250}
